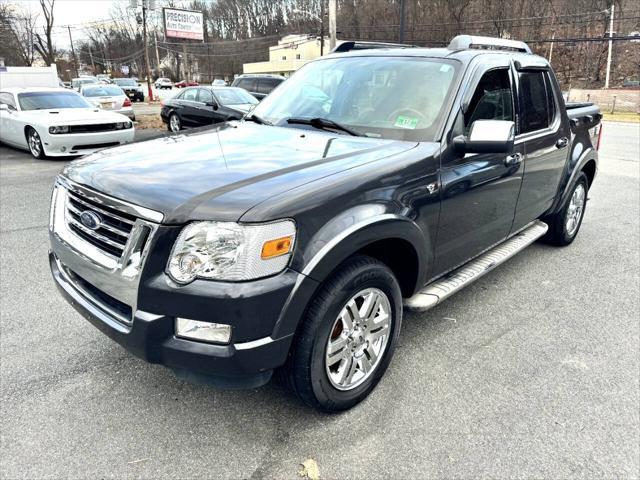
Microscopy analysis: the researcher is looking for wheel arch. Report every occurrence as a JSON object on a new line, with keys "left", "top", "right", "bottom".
{"left": 271, "top": 213, "right": 430, "bottom": 340}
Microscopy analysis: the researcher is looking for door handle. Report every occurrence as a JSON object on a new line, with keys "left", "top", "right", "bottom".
{"left": 504, "top": 152, "right": 523, "bottom": 166}
{"left": 556, "top": 137, "right": 569, "bottom": 149}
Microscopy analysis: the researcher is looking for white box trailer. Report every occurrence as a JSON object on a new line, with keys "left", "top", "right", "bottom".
{"left": 0, "top": 64, "right": 60, "bottom": 88}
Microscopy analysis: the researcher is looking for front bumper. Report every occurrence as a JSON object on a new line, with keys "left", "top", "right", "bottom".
{"left": 51, "top": 251, "right": 293, "bottom": 387}
{"left": 42, "top": 128, "right": 135, "bottom": 157}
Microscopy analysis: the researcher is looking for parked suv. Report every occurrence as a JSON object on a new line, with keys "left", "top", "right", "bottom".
{"left": 231, "top": 74, "right": 285, "bottom": 100}
{"left": 49, "top": 36, "right": 601, "bottom": 411}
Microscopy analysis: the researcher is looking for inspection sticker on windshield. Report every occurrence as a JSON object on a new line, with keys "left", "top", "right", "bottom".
{"left": 394, "top": 115, "right": 418, "bottom": 129}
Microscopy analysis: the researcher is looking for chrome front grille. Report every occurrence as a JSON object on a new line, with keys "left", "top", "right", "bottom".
{"left": 65, "top": 188, "right": 137, "bottom": 259}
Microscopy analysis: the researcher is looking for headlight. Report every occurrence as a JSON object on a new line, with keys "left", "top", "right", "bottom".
{"left": 48, "top": 125, "right": 69, "bottom": 134}
{"left": 115, "top": 122, "right": 132, "bottom": 129}
{"left": 167, "top": 220, "right": 296, "bottom": 284}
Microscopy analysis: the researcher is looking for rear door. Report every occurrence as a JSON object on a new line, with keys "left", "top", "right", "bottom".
{"left": 434, "top": 62, "right": 525, "bottom": 276}
{"left": 511, "top": 67, "right": 570, "bottom": 231}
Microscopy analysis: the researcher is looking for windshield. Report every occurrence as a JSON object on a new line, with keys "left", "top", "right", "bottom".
{"left": 18, "top": 91, "right": 92, "bottom": 110}
{"left": 214, "top": 88, "right": 258, "bottom": 106}
{"left": 82, "top": 86, "right": 124, "bottom": 97}
{"left": 251, "top": 56, "right": 459, "bottom": 141}
{"left": 115, "top": 79, "right": 137, "bottom": 87}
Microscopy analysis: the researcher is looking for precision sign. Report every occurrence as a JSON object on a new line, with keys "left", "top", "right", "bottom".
{"left": 163, "top": 8, "right": 204, "bottom": 41}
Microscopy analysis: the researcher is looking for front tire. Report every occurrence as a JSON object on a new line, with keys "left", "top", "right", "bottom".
{"left": 543, "top": 172, "right": 589, "bottom": 246}
{"left": 26, "top": 127, "right": 45, "bottom": 159}
{"left": 168, "top": 113, "right": 182, "bottom": 132}
{"left": 281, "top": 255, "right": 402, "bottom": 412}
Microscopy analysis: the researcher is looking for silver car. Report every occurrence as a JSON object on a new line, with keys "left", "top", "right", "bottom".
{"left": 80, "top": 84, "right": 135, "bottom": 121}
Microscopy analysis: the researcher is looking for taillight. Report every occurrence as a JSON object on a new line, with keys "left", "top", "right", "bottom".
{"left": 123, "top": 97, "right": 132, "bottom": 107}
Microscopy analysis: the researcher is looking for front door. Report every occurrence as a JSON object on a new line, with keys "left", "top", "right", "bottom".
{"left": 433, "top": 66, "right": 525, "bottom": 277}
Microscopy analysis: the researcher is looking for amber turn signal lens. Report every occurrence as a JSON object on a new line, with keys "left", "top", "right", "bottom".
{"left": 261, "top": 236, "right": 293, "bottom": 259}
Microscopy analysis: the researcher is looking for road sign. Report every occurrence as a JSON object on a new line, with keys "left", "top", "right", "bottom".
{"left": 121, "top": 65, "right": 130, "bottom": 75}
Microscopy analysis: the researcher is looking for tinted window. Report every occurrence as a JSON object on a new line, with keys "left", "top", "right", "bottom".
{"left": 0, "top": 92, "right": 16, "bottom": 109}
{"left": 182, "top": 88, "right": 198, "bottom": 101}
{"left": 18, "top": 91, "right": 92, "bottom": 110}
{"left": 519, "top": 71, "right": 554, "bottom": 133}
{"left": 235, "top": 78, "right": 255, "bottom": 91}
{"left": 115, "top": 79, "right": 137, "bottom": 87}
{"left": 257, "top": 78, "right": 282, "bottom": 94}
{"left": 198, "top": 89, "right": 214, "bottom": 103}
{"left": 464, "top": 68, "right": 513, "bottom": 134}
{"left": 82, "top": 86, "right": 124, "bottom": 97}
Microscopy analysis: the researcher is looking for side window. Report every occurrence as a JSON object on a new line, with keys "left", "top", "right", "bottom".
{"left": 464, "top": 68, "right": 514, "bottom": 134}
{"left": 519, "top": 71, "right": 553, "bottom": 133}
{"left": 0, "top": 93, "right": 16, "bottom": 109}
{"left": 182, "top": 88, "right": 198, "bottom": 101}
{"left": 198, "top": 89, "right": 213, "bottom": 104}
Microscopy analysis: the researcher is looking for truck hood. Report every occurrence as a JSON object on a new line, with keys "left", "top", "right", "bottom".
{"left": 63, "top": 122, "right": 417, "bottom": 224}
{"left": 21, "top": 108, "right": 130, "bottom": 124}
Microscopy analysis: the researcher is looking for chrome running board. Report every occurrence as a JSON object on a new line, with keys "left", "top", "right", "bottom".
{"left": 404, "top": 220, "right": 549, "bottom": 311}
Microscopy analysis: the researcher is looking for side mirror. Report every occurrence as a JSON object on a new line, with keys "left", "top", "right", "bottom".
{"left": 206, "top": 102, "right": 218, "bottom": 110}
{"left": 453, "top": 119, "right": 515, "bottom": 154}
{"left": 0, "top": 104, "right": 9, "bottom": 112}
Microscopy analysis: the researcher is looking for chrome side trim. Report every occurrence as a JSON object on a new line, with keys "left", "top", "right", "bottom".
{"left": 234, "top": 336, "right": 276, "bottom": 350}
{"left": 58, "top": 175, "right": 164, "bottom": 223}
{"left": 404, "top": 220, "right": 548, "bottom": 311}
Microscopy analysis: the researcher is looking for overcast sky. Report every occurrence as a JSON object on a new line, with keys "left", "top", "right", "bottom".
{"left": 22, "top": 0, "right": 160, "bottom": 49}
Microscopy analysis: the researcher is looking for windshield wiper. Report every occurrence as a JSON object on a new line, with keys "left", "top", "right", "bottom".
{"left": 286, "top": 117, "right": 363, "bottom": 136}
{"left": 244, "top": 113, "right": 271, "bottom": 125}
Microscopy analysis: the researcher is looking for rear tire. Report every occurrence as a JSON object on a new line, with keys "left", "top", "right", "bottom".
{"left": 26, "top": 127, "right": 45, "bottom": 159}
{"left": 543, "top": 172, "right": 588, "bottom": 246}
{"left": 168, "top": 113, "right": 181, "bottom": 132}
{"left": 280, "top": 255, "right": 402, "bottom": 412}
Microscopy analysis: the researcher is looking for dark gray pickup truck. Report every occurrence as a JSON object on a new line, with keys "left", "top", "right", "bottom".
{"left": 49, "top": 35, "right": 602, "bottom": 411}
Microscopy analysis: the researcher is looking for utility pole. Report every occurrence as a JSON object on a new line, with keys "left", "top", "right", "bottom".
{"left": 183, "top": 43, "right": 189, "bottom": 81}
{"left": 399, "top": 0, "right": 406, "bottom": 43}
{"left": 328, "top": 0, "right": 337, "bottom": 51}
{"left": 320, "top": 0, "right": 324, "bottom": 56}
{"left": 548, "top": 32, "right": 555, "bottom": 64}
{"left": 88, "top": 46, "right": 96, "bottom": 73}
{"left": 68, "top": 26, "right": 79, "bottom": 77}
{"left": 604, "top": 2, "right": 615, "bottom": 89}
{"left": 154, "top": 31, "right": 161, "bottom": 75}
{"left": 142, "top": 0, "right": 154, "bottom": 101}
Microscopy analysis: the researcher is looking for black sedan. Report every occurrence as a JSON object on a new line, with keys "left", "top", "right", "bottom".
{"left": 160, "top": 86, "right": 258, "bottom": 132}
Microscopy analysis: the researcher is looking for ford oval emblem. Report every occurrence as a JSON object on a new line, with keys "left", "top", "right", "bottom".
{"left": 79, "top": 210, "right": 102, "bottom": 230}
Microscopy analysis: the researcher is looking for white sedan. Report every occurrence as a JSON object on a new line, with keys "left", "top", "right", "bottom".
{"left": 0, "top": 87, "right": 135, "bottom": 159}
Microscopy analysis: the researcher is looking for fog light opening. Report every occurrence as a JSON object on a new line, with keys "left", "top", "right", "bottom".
{"left": 175, "top": 318, "right": 231, "bottom": 344}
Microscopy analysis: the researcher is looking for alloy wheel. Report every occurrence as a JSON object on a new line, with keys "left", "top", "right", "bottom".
{"left": 325, "top": 288, "right": 392, "bottom": 391}
{"left": 565, "top": 183, "right": 586, "bottom": 236}
{"left": 28, "top": 130, "right": 42, "bottom": 158}
{"left": 170, "top": 114, "right": 181, "bottom": 132}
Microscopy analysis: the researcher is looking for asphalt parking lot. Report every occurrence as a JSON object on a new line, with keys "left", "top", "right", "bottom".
{"left": 1, "top": 122, "right": 638, "bottom": 478}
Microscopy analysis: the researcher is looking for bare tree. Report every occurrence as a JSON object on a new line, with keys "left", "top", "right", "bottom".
{"left": 34, "top": 0, "right": 56, "bottom": 65}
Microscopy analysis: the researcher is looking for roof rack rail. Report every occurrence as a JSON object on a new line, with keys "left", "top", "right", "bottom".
{"left": 331, "top": 41, "right": 417, "bottom": 53}
{"left": 448, "top": 35, "right": 532, "bottom": 54}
